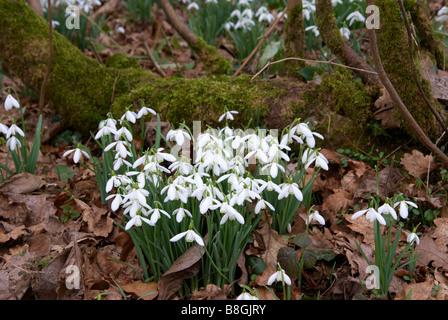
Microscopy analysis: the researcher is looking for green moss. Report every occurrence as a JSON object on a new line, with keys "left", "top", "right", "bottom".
{"left": 195, "top": 37, "right": 232, "bottom": 75}
{"left": 376, "top": 0, "right": 444, "bottom": 140}
{"left": 315, "top": 1, "right": 345, "bottom": 56}
{"left": 105, "top": 52, "right": 142, "bottom": 69}
{"left": 284, "top": 1, "right": 305, "bottom": 78}
{"left": 111, "top": 74, "right": 283, "bottom": 128}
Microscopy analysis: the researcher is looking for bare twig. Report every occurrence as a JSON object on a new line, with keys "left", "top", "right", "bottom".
{"left": 251, "top": 57, "right": 378, "bottom": 81}
{"left": 142, "top": 35, "right": 166, "bottom": 77}
{"left": 38, "top": 0, "right": 53, "bottom": 115}
{"left": 232, "top": 7, "right": 288, "bottom": 77}
{"left": 367, "top": 0, "right": 448, "bottom": 168}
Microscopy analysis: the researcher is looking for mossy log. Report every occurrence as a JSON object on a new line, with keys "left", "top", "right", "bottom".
{"left": 0, "top": 0, "right": 304, "bottom": 135}
{"left": 375, "top": 0, "right": 446, "bottom": 140}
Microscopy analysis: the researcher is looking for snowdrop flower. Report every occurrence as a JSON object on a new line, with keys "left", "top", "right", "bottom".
{"left": 6, "top": 123, "right": 24, "bottom": 139}
{"left": 148, "top": 207, "right": 171, "bottom": 225}
{"left": 120, "top": 110, "right": 138, "bottom": 124}
{"left": 113, "top": 154, "right": 132, "bottom": 171}
{"left": 220, "top": 202, "right": 245, "bottom": 225}
{"left": 407, "top": 232, "right": 420, "bottom": 245}
{"left": 393, "top": 200, "right": 418, "bottom": 219}
{"left": 294, "top": 122, "right": 323, "bottom": 148}
{"left": 95, "top": 120, "right": 117, "bottom": 139}
{"left": 137, "top": 106, "right": 156, "bottom": 119}
{"left": 172, "top": 207, "right": 192, "bottom": 223}
{"left": 170, "top": 229, "right": 204, "bottom": 246}
{"left": 63, "top": 147, "right": 90, "bottom": 163}
{"left": 116, "top": 26, "right": 125, "bottom": 34}
{"left": 436, "top": 6, "right": 448, "bottom": 22}
{"left": 205, "top": 0, "right": 217, "bottom": 3}
{"left": 167, "top": 128, "right": 191, "bottom": 146}
{"left": 125, "top": 213, "right": 152, "bottom": 230}
{"left": 106, "top": 193, "right": 123, "bottom": 212}
{"left": 352, "top": 207, "right": 386, "bottom": 225}
{"left": 199, "top": 194, "right": 221, "bottom": 214}
{"left": 104, "top": 140, "right": 131, "bottom": 159}
{"left": 169, "top": 158, "right": 193, "bottom": 175}
{"left": 225, "top": 21, "right": 235, "bottom": 31}
{"left": 305, "top": 25, "right": 320, "bottom": 37}
{"left": 256, "top": 6, "right": 274, "bottom": 23}
{"left": 261, "top": 162, "right": 285, "bottom": 179}
{"left": 122, "top": 187, "right": 151, "bottom": 217}
{"left": 6, "top": 136, "right": 21, "bottom": 151}
{"left": 332, "top": 0, "right": 342, "bottom": 5}
{"left": 187, "top": 2, "right": 199, "bottom": 10}
{"left": 340, "top": 26, "right": 351, "bottom": 40}
{"left": 0, "top": 123, "right": 8, "bottom": 135}
{"left": 106, "top": 174, "right": 123, "bottom": 192}
{"left": 236, "top": 292, "right": 259, "bottom": 300}
{"left": 161, "top": 182, "right": 189, "bottom": 203}
{"left": 302, "top": 148, "right": 329, "bottom": 171}
{"left": 4, "top": 94, "right": 20, "bottom": 111}
{"left": 237, "top": 0, "right": 251, "bottom": 6}
{"left": 306, "top": 210, "right": 325, "bottom": 225}
{"left": 267, "top": 266, "right": 291, "bottom": 286}
{"left": 346, "top": 11, "right": 365, "bottom": 26}
{"left": 259, "top": 179, "right": 281, "bottom": 193}
{"left": 278, "top": 182, "right": 303, "bottom": 201}
{"left": 114, "top": 126, "right": 133, "bottom": 142}
{"left": 255, "top": 199, "right": 275, "bottom": 214}
{"left": 219, "top": 110, "right": 239, "bottom": 122}
{"left": 303, "top": 8, "right": 312, "bottom": 21}
{"left": 378, "top": 203, "right": 398, "bottom": 220}
{"left": 154, "top": 147, "right": 177, "bottom": 163}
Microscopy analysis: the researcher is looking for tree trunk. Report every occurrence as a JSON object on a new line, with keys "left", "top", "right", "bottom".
{"left": 283, "top": 0, "right": 306, "bottom": 78}
{"left": 375, "top": 0, "right": 446, "bottom": 140}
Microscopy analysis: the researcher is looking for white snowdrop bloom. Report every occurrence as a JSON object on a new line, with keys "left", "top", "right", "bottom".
{"left": 346, "top": 11, "right": 365, "bottom": 26}
{"left": 261, "top": 162, "right": 285, "bottom": 179}
{"left": 267, "top": 267, "right": 291, "bottom": 286}
{"left": 436, "top": 6, "right": 448, "bottom": 22}
{"left": 114, "top": 126, "right": 133, "bottom": 142}
{"left": 167, "top": 128, "right": 191, "bottom": 146}
{"left": 170, "top": 229, "right": 204, "bottom": 246}
{"left": 305, "top": 25, "right": 320, "bottom": 37}
{"left": 6, "top": 124, "right": 24, "bottom": 139}
{"left": 6, "top": 136, "right": 21, "bottom": 151}
{"left": 303, "top": 8, "right": 312, "bottom": 21}
{"left": 256, "top": 6, "right": 274, "bottom": 23}
{"left": 218, "top": 110, "right": 239, "bottom": 122}
{"left": 63, "top": 147, "right": 90, "bottom": 163}
{"left": 302, "top": 149, "right": 329, "bottom": 171}
{"left": 95, "top": 120, "right": 117, "bottom": 139}
{"left": 113, "top": 155, "right": 132, "bottom": 171}
{"left": 120, "top": 110, "right": 138, "bottom": 124}
{"left": 225, "top": 21, "right": 235, "bottom": 31}
{"left": 4, "top": 94, "right": 20, "bottom": 111}
{"left": 148, "top": 207, "right": 171, "bottom": 225}
{"left": 259, "top": 179, "right": 281, "bottom": 193}
{"left": 169, "top": 158, "right": 193, "bottom": 175}
{"left": 393, "top": 200, "right": 418, "bottom": 219}
{"left": 407, "top": 232, "right": 420, "bottom": 245}
{"left": 219, "top": 202, "right": 245, "bottom": 225}
{"left": 172, "top": 207, "right": 192, "bottom": 223}
{"left": 125, "top": 214, "right": 152, "bottom": 230}
{"left": 154, "top": 147, "right": 177, "bottom": 163}
{"left": 340, "top": 26, "right": 351, "bottom": 40}
{"left": 306, "top": 210, "right": 325, "bottom": 225}
{"left": 199, "top": 194, "right": 221, "bottom": 214}
{"left": 104, "top": 140, "right": 131, "bottom": 159}
{"left": 122, "top": 187, "right": 151, "bottom": 217}
{"left": 352, "top": 207, "right": 386, "bottom": 226}
{"left": 255, "top": 199, "right": 275, "bottom": 214}
{"left": 236, "top": 292, "right": 259, "bottom": 300}
{"left": 278, "top": 182, "right": 303, "bottom": 201}
{"left": 187, "top": 2, "right": 199, "bottom": 10}
{"left": 136, "top": 107, "right": 156, "bottom": 119}
{"left": 161, "top": 182, "right": 189, "bottom": 203}
{"left": 106, "top": 193, "right": 123, "bottom": 212}
{"left": 378, "top": 203, "right": 398, "bottom": 220}
{"left": 0, "top": 123, "right": 8, "bottom": 135}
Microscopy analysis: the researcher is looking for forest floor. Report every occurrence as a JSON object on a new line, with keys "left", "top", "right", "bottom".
{"left": 0, "top": 0, "right": 448, "bottom": 301}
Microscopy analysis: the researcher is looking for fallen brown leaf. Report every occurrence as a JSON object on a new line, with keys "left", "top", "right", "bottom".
{"left": 121, "top": 280, "right": 158, "bottom": 300}
{"left": 0, "top": 172, "right": 44, "bottom": 194}
{"left": 400, "top": 150, "right": 437, "bottom": 179}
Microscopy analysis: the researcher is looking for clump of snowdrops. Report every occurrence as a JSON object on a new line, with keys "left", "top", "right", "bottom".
{"left": 68, "top": 105, "right": 328, "bottom": 294}
{"left": 351, "top": 192, "right": 420, "bottom": 297}
{"left": 0, "top": 88, "right": 42, "bottom": 181}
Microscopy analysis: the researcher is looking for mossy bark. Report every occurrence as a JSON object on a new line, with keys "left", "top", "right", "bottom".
{"left": 0, "top": 0, "right": 298, "bottom": 134}
{"left": 375, "top": 0, "right": 445, "bottom": 140}
{"left": 315, "top": 0, "right": 380, "bottom": 85}
{"left": 405, "top": 0, "right": 448, "bottom": 70}
{"left": 283, "top": 0, "right": 305, "bottom": 78}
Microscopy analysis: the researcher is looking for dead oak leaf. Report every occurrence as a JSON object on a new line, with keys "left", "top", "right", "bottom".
{"left": 76, "top": 199, "right": 114, "bottom": 238}
{"left": 400, "top": 150, "right": 437, "bottom": 179}
{"left": 121, "top": 280, "right": 158, "bottom": 300}
{"left": 431, "top": 218, "right": 448, "bottom": 254}
{"left": 322, "top": 189, "right": 353, "bottom": 215}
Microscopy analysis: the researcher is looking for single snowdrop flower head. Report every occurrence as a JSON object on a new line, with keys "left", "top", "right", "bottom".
{"left": 393, "top": 199, "right": 418, "bottom": 219}
{"left": 170, "top": 227, "right": 204, "bottom": 246}
{"left": 378, "top": 202, "right": 398, "bottom": 220}
{"left": 6, "top": 123, "right": 24, "bottom": 139}
{"left": 187, "top": 2, "right": 199, "bottom": 10}
{"left": 63, "top": 145, "right": 90, "bottom": 164}
{"left": 125, "top": 213, "right": 152, "bottom": 230}
{"left": 306, "top": 209, "right": 325, "bottom": 226}
{"left": 267, "top": 263, "right": 291, "bottom": 286}
{"left": 236, "top": 291, "right": 259, "bottom": 300}
{"left": 218, "top": 110, "right": 239, "bottom": 122}
{"left": 137, "top": 106, "right": 156, "bottom": 119}
{"left": 347, "top": 11, "right": 365, "bottom": 26}
{"left": 407, "top": 232, "right": 420, "bottom": 245}
{"left": 352, "top": 206, "right": 386, "bottom": 226}
{"left": 4, "top": 94, "right": 20, "bottom": 111}
{"left": 120, "top": 108, "right": 138, "bottom": 124}
{"left": 6, "top": 136, "right": 21, "bottom": 151}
